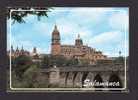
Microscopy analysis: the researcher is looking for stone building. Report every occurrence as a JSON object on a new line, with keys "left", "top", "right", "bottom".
{"left": 8, "top": 45, "right": 30, "bottom": 58}
{"left": 51, "top": 25, "right": 107, "bottom": 64}
{"left": 8, "top": 46, "right": 39, "bottom": 61}
{"left": 8, "top": 25, "right": 108, "bottom": 64}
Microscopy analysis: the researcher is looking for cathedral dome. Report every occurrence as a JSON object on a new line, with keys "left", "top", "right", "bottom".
{"left": 75, "top": 34, "right": 83, "bottom": 46}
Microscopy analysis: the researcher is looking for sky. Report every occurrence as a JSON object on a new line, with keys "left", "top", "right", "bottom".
{"left": 7, "top": 7, "right": 129, "bottom": 57}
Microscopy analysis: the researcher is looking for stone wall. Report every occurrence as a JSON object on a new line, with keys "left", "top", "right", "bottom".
{"left": 38, "top": 64, "right": 128, "bottom": 88}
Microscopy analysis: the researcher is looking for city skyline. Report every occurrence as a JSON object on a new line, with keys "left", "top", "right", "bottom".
{"left": 7, "top": 7, "right": 129, "bottom": 57}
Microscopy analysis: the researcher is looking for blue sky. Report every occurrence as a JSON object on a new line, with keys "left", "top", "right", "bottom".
{"left": 7, "top": 7, "right": 129, "bottom": 57}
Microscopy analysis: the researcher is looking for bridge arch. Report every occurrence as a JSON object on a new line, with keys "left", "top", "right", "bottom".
{"left": 93, "top": 74, "right": 104, "bottom": 88}
{"left": 108, "top": 74, "right": 122, "bottom": 88}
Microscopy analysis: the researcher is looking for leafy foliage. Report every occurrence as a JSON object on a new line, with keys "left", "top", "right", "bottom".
{"left": 12, "top": 55, "right": 32, "bottom": 79}
{"left": 66, "top": 58, "right": 79, "bottom": 66}
{"left": 41, "top": 55, "right": 79, "bottom": 68}
{"left": 113, "top": 56, "right": 125, "bottom": 64}
{"left": 7, "top": 7, "right": 52, "bottom": 23}
{"left": 22, "top": 65, "right": 39, "bottom": 88}
{"left": 79, "top": 59, "right": 89, "bottom": 65}
{"left": 49, "top": 55, "right": 67, "bottom": 66}
{"left": 41, "top": 55, "right": 50, "bottom": 67}
{"left": 12, "top": 64, "right": 40, "bottom": 88}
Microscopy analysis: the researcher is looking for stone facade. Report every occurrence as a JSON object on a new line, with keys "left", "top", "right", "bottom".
{"left": 8, "top": 46, "right": 40, "bottom": 62}
{"left": 8, "top": 45, "right": 30, "bottom": 58}
{"left": 39, "top": 64, "right": 128, "bottom": 89}
{"left": 51, "top": 25, "right": 107, "bottom": 64}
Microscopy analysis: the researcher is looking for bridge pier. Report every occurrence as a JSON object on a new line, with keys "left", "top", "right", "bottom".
{"left": 59, "top": 72, "right": 66, "bottom": 87}
{"left": 84, "top": 72, "right": 95, "bottom": 88}
{"left": 49, "top": 67, "right": 60, "bottom": 86}
{"left": 73, "top": 72, "right": 83, "bottom": 87}
{"left": 66, "top": 72, "right": 74, "bottom": 87}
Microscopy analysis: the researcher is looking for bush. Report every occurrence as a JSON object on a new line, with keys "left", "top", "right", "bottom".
{"left": 22, "top": 65, "right": 39, "bottom": 88}
{"left": 12, "top": 55, "right": 32, "bottom": 79}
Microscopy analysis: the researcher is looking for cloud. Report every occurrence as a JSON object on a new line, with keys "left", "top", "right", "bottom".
{"left": 13, "top": 40, "right": 34, "bottom": 52}
{"left": 36, "top": 47, "right": 49, "bottom": 54}
{"left": 9, "top": 36, "right": 50, "bottom": 54}
{"left": 90, "top": 31, "right": 122, "bottom": 45}
{"left": 87, "top": 31, "right": 128, "bottom": 57}
{"left": 7, "top": 7, "right": 129, "bottom": 57}
{"left": 104, "top": 40, "right": 128, "bottom": 57}
{"left": 32, "top": 21, "right": 53, "bottom": 37}
{"left": 109, "top": 11, "right": 129, "bottom": 31}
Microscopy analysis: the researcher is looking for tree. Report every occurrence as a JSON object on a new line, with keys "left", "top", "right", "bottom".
{"left": 72, "top": 58, "right": 79, "bottom": 65}
{"left": 66, "top": 58, "right": 79, "bottom": 66}
{"left": 12, "top": 64, "right": 40, "bottom": 88}
{"left": 23, "top": 65, "right": 39, "bottom": 88}
{"left": 49, "top": 55, "right": 67, "bottom": 67}
{"left": 7, "top": 7, "right": 52, "bottom": 24}
{"left": 13, "top": 55, "right": 32, "bottom": 79}
{"left": 113, "top": 56, "right": 124, "bottom": 64}
{"left": 41, "top": 55, "right": 50, "bottom": 68}
{"left": 79, "top": 59, "right": 89, "bottom": 65}
{"left": 41, "top": 55, "right": 79, "bottom": 67}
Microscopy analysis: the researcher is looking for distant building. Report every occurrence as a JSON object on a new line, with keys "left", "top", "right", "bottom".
{"left": 7, "top": 45, "right": 30, "bottom": 58}
{"left": 51, "top": 25, "right": 107, "bottom": 64}
{"left": 8, "top": 25, "right": 113, "bottom": 65}
{"left": 7, "top": 46, "right": 40, "bottom": 62}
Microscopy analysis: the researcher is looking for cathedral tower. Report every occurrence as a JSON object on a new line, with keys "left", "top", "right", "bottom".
{"left": 75, "top": 34, "right": 83, "bottom": 46}
{"left": 51, "top": 25, "right": 61, "bottom": 55}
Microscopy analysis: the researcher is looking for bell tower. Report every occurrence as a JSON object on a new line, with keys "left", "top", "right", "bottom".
{"left": 51, "top": 25, "right": 61, "bottom": 55}
{"left": 75, "top": 34, "right": 83, "bottom": 46}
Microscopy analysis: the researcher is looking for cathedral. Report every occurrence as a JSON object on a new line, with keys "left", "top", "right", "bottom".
{"left": 51, "top": 25, "right": 107, "bottom": 64}
{"left": 8, "top": 25, "right": 108, "bottom": 65}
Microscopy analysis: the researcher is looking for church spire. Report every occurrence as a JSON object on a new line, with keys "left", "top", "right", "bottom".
{"left": 52, "top": 24, "right": 60, "bottom": 45}
{"left": 21, "top": 45, "right": 24, "bottom": 52}
{"left": 53, "top": 24, "right": 59, "bottom": 33}
{"left": 16, "top": 46, "right": 19, "bottom": 52}
{"left": 78, "top": 34, "right": 80, "bottom": 39}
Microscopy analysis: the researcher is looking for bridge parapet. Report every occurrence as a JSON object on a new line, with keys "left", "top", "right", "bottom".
{"left": 40, "top": 64, "right": 127, "bottom": 72}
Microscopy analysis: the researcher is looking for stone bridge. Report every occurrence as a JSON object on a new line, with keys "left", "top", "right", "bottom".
{"left": 38, "top": 64, "right": 128, "bottom": 89}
